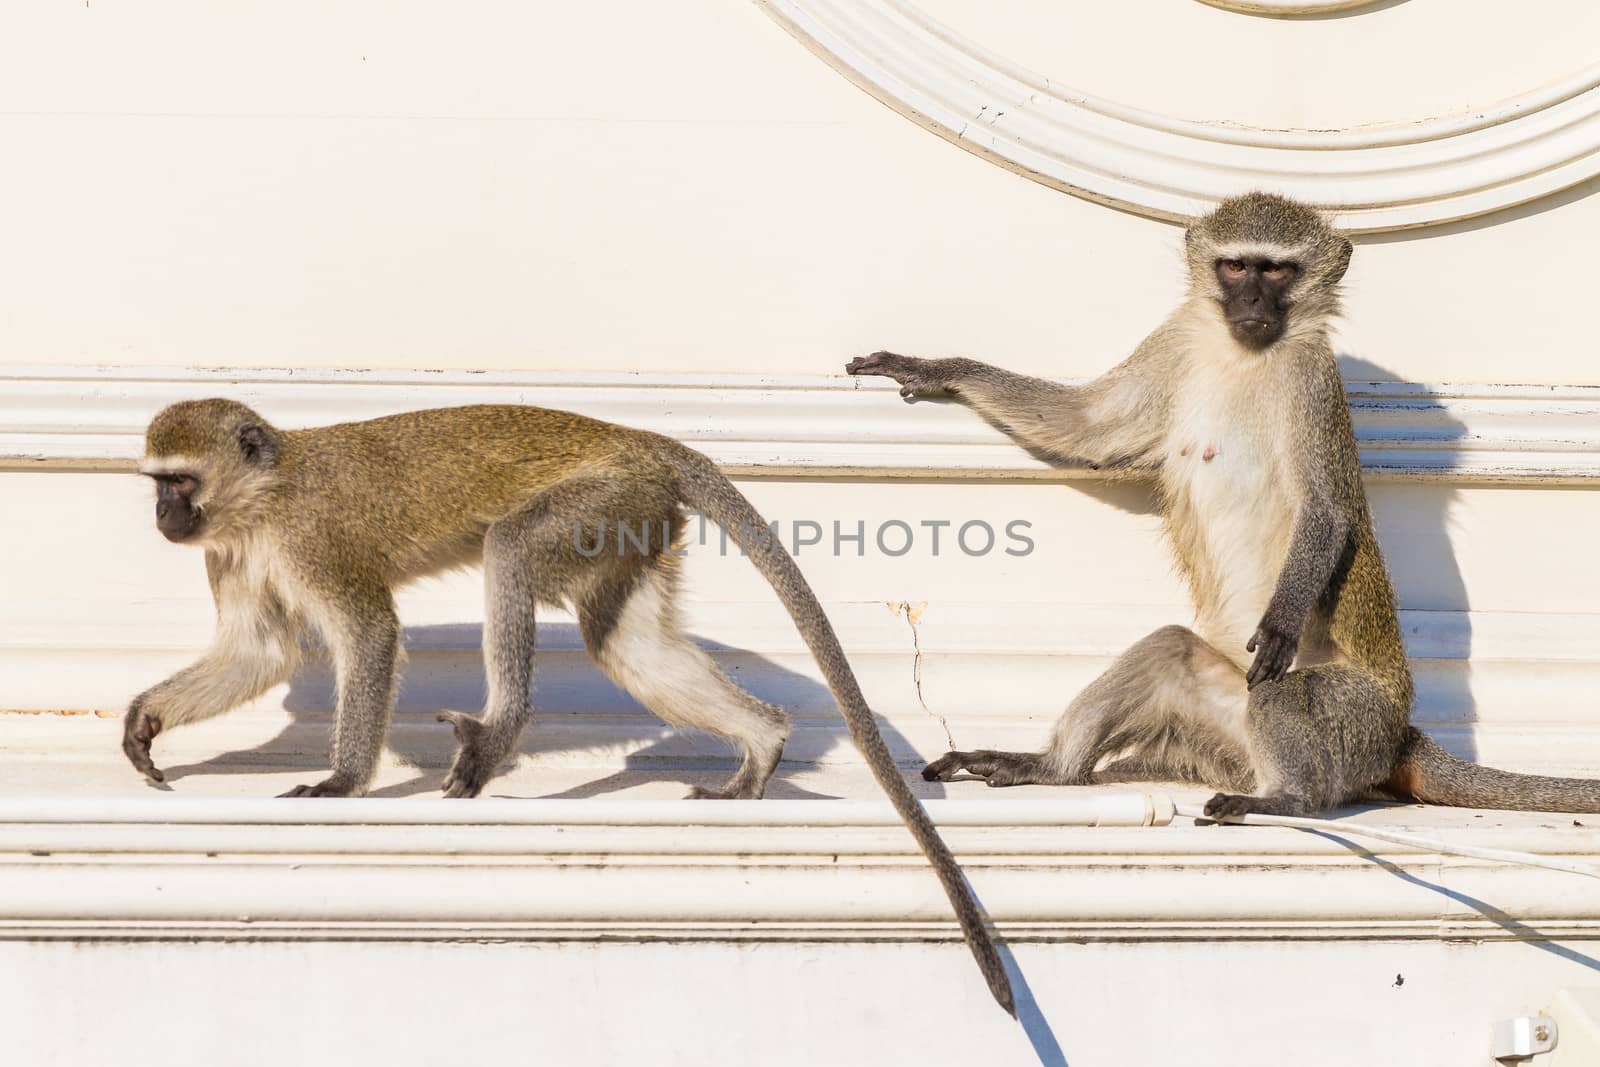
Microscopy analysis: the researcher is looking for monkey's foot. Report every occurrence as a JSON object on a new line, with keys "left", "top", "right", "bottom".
{"left": 121, "top": 704, "right": 165, "bottom": 783}
{"left": 278, "top": 777, "right": 360, "bottom": 798}
{"left": 1201, "top": 792, "right": 1254, "bottom": 820}
{"left": 437, "top": 711, "right": 493, "bottom": 799}
{"left": 686, "top": 784, "right": 761, "bottom": 800}
{"left": 921, "top": 750, "right": 1047, "bottom": 787}
{"left": 1201, "top": 792, "right": 1316, "bottom": 820}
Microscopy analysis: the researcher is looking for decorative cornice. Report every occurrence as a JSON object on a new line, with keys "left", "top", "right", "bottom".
{"left": 0, "top": 797, "right": 1594, "bottom": 942}
{"left": 1195, "top": 0, "right": 1382, "bottom": 13}
{"left": 5, "top": 365, "right": 1600, "bottom": 483}
{"left": 757, "top": 0, "right": 1600, "bottom": 232}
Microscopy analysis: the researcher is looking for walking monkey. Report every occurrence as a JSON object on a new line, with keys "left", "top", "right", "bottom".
{"left": 130, "top": 400, "right": 1015, "bottom": 1012}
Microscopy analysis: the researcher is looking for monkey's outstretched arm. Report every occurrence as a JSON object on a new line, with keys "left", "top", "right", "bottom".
{"left": 846, "top": 340, "right": 1173, "bottom": 469}
{"left": 1246, "top": 359, "right": 1355, "bottom": 687}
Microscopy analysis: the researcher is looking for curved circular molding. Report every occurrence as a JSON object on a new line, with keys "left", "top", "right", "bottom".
{"left": 758, "top": 0, "right": 1600, "bottom": 232}
{"left": 1195, "top": 0, "right": 1383, "bottom": 14}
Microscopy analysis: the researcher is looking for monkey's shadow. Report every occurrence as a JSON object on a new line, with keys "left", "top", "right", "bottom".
{"left": 161, "top": 622, "right": 943, "bottom": 801}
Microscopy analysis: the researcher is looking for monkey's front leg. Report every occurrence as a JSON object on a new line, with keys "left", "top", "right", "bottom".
{"left": 281, "top": 609, "right": 400, "bottom": 798}
{"left": 123, "top": 641, "right": 296, "bottom": 783}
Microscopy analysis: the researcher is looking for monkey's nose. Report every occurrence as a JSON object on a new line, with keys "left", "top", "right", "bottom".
{"left": 156, "top": 501, "right": 170, "bottom": 519}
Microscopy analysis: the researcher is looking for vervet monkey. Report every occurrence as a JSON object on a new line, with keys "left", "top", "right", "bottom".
{"left": 849, "top": 191, "right": 1600, "bottom": 817}
{"left": 129, "top": 399, "right": 1014, "bottom": 1013}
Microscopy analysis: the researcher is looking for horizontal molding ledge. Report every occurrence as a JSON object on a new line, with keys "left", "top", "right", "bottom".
{"left": 6, "top": 366, "right": 1600, "bottom": 483}
{"left": 758, "top": 1, "right": 1600, "bottom": 231}
{"left": 0, "top": 797, "right": 1595, "bottom": 942}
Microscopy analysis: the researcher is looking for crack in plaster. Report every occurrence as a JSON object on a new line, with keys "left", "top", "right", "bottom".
{"left": 889, "top": 600, "right": 955, "bottom": 750}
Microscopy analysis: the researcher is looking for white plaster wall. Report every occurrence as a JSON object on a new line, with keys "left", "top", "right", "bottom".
{"left": 3, "top": 8, "right": 1599, "bottom": 1059}
{"left": 4, "top": 937, "right": 1594, "bottom": 1067}
{"left": 0, "top": 0, "right": 1596, "bottom": 384}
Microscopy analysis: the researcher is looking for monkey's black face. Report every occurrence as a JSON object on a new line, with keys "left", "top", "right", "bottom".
{"left": 150, "top": 473, "right": 205, "bottom": 543}
{"left": 1215, "top": 257, "right": 1299, "bottom": 349}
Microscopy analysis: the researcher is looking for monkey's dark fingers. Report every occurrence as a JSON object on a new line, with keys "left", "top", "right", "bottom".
{"left": 846, "top": 351, "right": 926, "bottom": 383}
{"left": 1201, "top": 792, "right": 1254, "bottom": 821}
{"left": 1246, "top": 638, "right": 1293, "bottom": 689}
{"left": 846, "top": 350, "right": 901, "bottom": 375}
{"left": 121, "top": 710, "right": 165, "bottom": 783}
{"left": 122, "top": 739, "right": 164, "bottom": 783}
{"left": 278, "top": 777, "right": 359, "bottom": 798}
{"left": 921, "top": 750, "right": 979, "bottom": 782}
{"left": 1246, "top": 644, "right": 1274, "bottom": 688}
{"left": 442, "top": 775, "right": 485, "bottom": 799}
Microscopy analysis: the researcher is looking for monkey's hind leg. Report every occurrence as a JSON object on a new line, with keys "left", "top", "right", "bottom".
{"left": 1202, "top": 665, "right": 1398, "bottom": 819}
{"left": 923, "top": 625, "right": 1251, "bottom": 791}
{"left": 439, "top": 510, "right": 543, "bottom": 799}
{"left": 922, "top": 750, "right": 1053, "bottom": 787}
{"left": 582, "top": 558, "right": 790, "bottom": 800}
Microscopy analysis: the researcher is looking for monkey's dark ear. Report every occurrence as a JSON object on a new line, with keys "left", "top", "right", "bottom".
{"left": 238, "top": 424, "right": 280, "bottom": 467}
{"left": 1328, "top": 237, "right": 1353, "bottom": 284}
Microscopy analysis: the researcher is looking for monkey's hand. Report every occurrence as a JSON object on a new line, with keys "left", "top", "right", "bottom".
{"left": 845, "top": 351, "right": 958, "bottom": 398}
{"left": 121, "top": 698, "right": 165, "bottom": 783}
{"left": 1246, "top": 613, "right": 1301, "bottom": 689}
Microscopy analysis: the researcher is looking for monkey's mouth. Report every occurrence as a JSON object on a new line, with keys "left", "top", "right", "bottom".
{"left": 157, "top": 509, "right": 206, "bottom": 543}
{"left": 1228, "top": 317, "right": 1285, "bottom": 349}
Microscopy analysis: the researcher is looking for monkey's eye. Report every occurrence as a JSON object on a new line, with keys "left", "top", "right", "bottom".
{"left": 1220, "top": 260, "right": 1247, "bottom": 277}
{"left": 156, "top": 474, "right": 199, "bottom": 495}
{"left": 1262, "top": 262, "right": 1298, "bottom": 281}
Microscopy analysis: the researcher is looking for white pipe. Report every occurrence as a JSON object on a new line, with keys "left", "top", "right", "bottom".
{"left": 1173, "top": 803, "right": 1600, "bottom": 879}
{"left": 0, "top": 794, "right": 1176, "bottom": 828}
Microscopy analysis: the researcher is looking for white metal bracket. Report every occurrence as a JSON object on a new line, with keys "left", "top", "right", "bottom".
{"left": 1493, "top": 1015, "right": 1559, "bottom": 1062}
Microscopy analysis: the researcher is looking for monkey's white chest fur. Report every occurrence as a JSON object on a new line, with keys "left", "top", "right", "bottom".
{"left": 1161, "top": 347, "right": 1295, "bottom": 665}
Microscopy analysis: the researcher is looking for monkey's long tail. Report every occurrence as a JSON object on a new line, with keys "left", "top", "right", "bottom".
{"left": 1393, "top": 727, "right": 1600, "bottom": 813}
{"left": 668, "top": 446, "right": 1017, "bottom": 1017}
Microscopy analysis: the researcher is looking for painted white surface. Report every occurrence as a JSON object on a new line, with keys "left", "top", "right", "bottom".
{"left": 1548, "top": 988, "right": 1600, "bottom": 1066}
{"left": 2, "top": 5, "right": 1599, "bottom": 1064}
{"left": 0, "top": 795, "right": 1594, "bottom": 1065}
{"left": 0, "top": 1, "right": 1598, "bottom": 384}
{"left": 4, "top": 938, "right": 1593, "bottom": 1067}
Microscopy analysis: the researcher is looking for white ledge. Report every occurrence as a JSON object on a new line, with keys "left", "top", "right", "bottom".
{"left": 0, "top": 795, "right": 1174, "bottom": 828}
{"left": 0, "top": 795, "right": 1595, "bottom": 943}
{"left": 5, "top": 366, "right": 1600, "bottom": 483}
